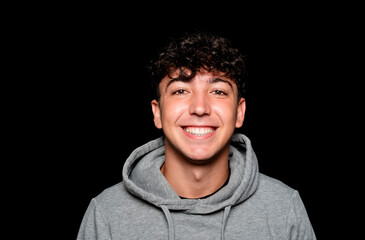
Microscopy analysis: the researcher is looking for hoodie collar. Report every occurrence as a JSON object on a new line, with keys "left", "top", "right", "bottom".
{"left": 122, "top": 134, "right": 259, "bottom": 214}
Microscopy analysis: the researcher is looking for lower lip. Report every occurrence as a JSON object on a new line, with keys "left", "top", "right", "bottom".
{"left": 181, "top": 128, "right": 217, "bottom": 139}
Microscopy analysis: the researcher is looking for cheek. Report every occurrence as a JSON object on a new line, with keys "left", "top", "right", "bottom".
{"left": 161, "top": 99, "right": 188, "bottom": 125}
{"left": 213, "top": 101, "right": 237, "bottom": 125}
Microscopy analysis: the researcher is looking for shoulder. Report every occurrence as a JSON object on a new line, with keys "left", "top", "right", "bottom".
{"left": 251, "top": 173, "right": 298, "bottom": 215}
{"left": 94, "top": 181, "right": 128, "bottom": 202}
{"left": 91, "top": 182, "right": 136, "bottom": 215}
{"left": 257, "top": 173, "right": 295, "bottom": 197}
{"left": 256, "top": 174, "right": 316, "bottom": 239}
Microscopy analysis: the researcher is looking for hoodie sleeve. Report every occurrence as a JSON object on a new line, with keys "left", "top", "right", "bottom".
{"left": 77, "top": 198, "right": 112, "bottom": 240}
{"left": 285, "top": 191, "right": 316, "bottom": 240}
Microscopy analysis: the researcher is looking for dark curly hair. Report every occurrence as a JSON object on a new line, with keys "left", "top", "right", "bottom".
{"left": 147, "top": 31, "right": 247, "bottom": 101}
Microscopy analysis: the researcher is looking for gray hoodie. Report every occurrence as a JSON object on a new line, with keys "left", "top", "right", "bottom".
{"left": 77, "top": 134, "right": 316, "bottom": 240}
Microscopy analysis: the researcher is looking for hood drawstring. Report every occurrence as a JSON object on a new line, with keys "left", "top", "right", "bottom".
{"left": 221, "top": 206, "right": 232, "bottom": 240}
{"left": 161, "top": 205, "right": 175, "bottom": 240}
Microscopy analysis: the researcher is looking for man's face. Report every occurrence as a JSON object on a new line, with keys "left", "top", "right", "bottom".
{"left": 151, "top": 69, "right": 246, "bottom": 162}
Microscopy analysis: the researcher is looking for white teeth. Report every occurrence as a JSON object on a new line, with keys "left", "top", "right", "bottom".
{"left": 183, "top": 127, "right": 215, "bottom": 136}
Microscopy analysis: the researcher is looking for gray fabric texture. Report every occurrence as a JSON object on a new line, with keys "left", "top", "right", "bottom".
{"left": 77, "top": 134, "right": 316, "bottom": 240}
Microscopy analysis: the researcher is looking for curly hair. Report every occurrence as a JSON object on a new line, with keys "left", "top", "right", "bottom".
{"left": 147, "top": 31, "right": 247, "bottom": 101}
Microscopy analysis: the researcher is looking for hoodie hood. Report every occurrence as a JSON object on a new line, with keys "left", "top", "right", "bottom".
{"left": 122, "top": 133, "right": 259, "bottom": 214}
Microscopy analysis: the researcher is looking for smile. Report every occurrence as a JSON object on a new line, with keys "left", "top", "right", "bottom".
{"left": 182, "top": 127, "right": 216, "bottom": 136}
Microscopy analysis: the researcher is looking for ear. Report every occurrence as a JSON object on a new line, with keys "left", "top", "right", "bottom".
{"left": 235, "top": 98, "right": 246, "bottom": 128}
{"left": 151, "top": 99, "right": 162, "bottom": 129}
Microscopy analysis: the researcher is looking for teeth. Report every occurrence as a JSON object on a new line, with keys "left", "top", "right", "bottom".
{"left": 183, "top": 127, "right": 215, "bottom": 136}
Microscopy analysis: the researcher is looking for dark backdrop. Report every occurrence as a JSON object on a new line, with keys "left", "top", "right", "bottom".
{"left": 38, "top": 9, "right": 350, "bottom": 239}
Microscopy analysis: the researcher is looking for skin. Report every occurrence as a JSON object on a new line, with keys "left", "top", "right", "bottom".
{"left": 151, "top": 69, "right": 246, "bottom": 198}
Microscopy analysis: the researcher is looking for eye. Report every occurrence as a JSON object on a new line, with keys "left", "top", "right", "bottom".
{"left": 212, "top": 90, "right": 227, "bottom": 96}
{"left": 173, "top": 89, "right": 188, "bottom": 95}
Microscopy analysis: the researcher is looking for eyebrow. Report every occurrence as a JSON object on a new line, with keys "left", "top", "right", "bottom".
{"left": 165, "top": 78, "right": 191, "bottom": 91}
{"left": 209, "top": 78, "right": 233, "bottom": 89}
{"left": 165, "top": 78, "right": 234, "bottom": 92}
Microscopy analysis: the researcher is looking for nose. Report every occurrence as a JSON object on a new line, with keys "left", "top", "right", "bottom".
{"left": 189, "top": 93, "right": 211, "bottom": 116}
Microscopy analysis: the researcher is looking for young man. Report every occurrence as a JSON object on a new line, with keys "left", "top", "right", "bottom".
{"left": 77, "top": 32, "right": 316, "bottom": 239}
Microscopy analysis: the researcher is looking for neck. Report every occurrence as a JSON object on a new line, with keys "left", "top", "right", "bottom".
{"left": 161, "top": 142, "right": 230, "bottom": 199}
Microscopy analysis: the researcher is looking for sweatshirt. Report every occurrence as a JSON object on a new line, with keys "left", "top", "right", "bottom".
{"left": 77, "top": 134, "right": 316, "bottom": 240}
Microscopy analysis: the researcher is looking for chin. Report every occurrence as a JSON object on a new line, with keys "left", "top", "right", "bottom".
{"left": 183, "top": 149, "right": 219, "bottom": 163}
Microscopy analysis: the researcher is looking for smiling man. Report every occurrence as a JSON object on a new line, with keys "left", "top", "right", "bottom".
{"left": 152, "top": 69, "right": 245, "bottom": 199}
{"left": 77, "top": 32, "right": 316, "bottom": 240}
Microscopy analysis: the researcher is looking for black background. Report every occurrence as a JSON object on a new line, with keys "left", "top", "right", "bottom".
{"left": 20, "top": 5, "right": 359, "bottom": 239}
